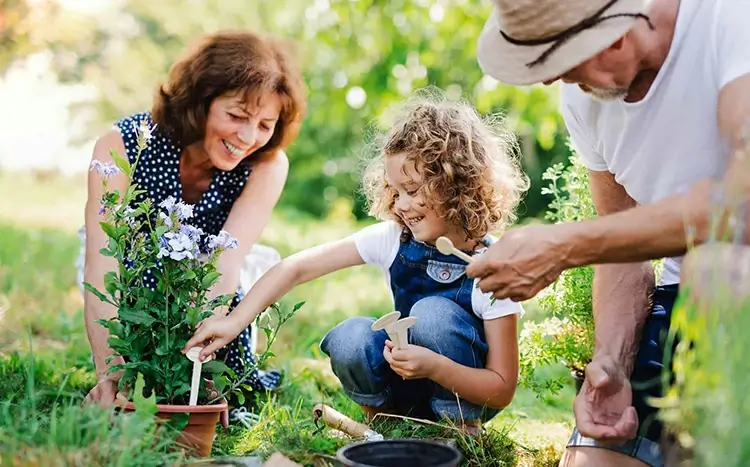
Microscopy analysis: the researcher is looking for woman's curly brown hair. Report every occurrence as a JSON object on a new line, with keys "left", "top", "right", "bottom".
{"left": 152, "top": 30, "right": 307, "bottom": 155}
{"left": 362, "top": 91, "right": 530, "bottom": 240}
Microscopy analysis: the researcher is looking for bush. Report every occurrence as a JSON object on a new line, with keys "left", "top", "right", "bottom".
{"left": 518, "top": 150, "right": 596, "bottom": 396}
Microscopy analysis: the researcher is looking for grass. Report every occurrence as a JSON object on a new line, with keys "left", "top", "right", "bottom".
{"left": 0, "top": 170, "right": 574, "bottom": 466}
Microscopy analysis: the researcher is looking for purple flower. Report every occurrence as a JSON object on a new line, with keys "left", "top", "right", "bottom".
{"left": 175, "top": 202, "right": 194, "bottom": 221}
{"left": 90, "top": 160, "right": 121, "bottom": 179}
{"left": 180, "top": 224, "right": 204, "bottom": 241}
{"left": 157, "top": 231, "right": 199, "bottom": 261}
{"left": 159, "top": 196, "right": 177, "bottom": 214}
{"left": 159, "top": 211, "right": 173, "bottom": 228}
{"left": 207, "top": 230, "right": 239, "bottom": 251}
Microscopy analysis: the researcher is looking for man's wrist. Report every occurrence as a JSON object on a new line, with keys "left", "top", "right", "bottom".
{"left": 560, "top": 221, "right": 599, "bottom": 269}
{"left": 590, "top": 349, "right": 635, "bottom": 376}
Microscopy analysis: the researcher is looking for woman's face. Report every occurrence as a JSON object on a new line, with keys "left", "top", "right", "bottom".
{"left": 202, "top": 91, "right": 282, "bottom": 171}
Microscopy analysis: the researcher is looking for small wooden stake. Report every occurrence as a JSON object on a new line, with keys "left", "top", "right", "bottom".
{"left": 186, "top": 346, "right": 212, "bottom": 406}
{"left": 389, "top": 317, "right": 418, "bottom": 350}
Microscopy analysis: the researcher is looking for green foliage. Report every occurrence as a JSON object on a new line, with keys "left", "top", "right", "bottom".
{"left": 47, "top": 0, "right": 571, "bottom": 221}
{"left": 518, "top": 153, "right": 596, "bottom": 396}
{"left": 658, "top": 276, "right": 750, "bottom": 466}
{"left": 0, "top": 347, "right": 187, "bottom": 466}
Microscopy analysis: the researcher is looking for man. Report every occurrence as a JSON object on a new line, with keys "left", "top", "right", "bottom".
{"left": 468, "top": 0, "right": 750, "bottom": 466}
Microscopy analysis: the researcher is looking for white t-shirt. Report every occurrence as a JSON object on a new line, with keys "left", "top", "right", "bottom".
{"left": 560, "top": 0, "right": 750, "bottom": 285}
{"left": 351, "top": 221, "right": 524, "bottom": 320}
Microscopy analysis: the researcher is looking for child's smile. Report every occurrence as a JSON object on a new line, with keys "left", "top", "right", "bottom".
{"left": 385, "top": 153, "right": 474, "bottom": 250}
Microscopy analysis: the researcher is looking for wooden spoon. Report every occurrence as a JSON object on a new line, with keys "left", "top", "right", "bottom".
{"left": 436, "top": 236, "right": 474, "bottom": 263}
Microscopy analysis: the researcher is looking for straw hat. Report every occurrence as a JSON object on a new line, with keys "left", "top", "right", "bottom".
{"left": 477, "top": 0, "right": 651, "bottom": 85}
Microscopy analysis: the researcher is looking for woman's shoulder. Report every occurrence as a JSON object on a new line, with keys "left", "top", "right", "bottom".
{"left": 112, "top": 111, "right": 174, "bottom": 162}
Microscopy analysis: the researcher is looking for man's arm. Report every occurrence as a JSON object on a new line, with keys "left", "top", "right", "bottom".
{"left": 587, "top": 171, "right": 655, "bottom": 374}
{"left": 565, "top": 74, "right": 750, "bottom": 268}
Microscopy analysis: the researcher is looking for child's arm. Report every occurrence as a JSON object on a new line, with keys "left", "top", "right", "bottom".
{"left": 184, "top": 237, "right": 365, "bottom": 360}
{"left": 385, "top": 314, "right": 519, "bottom": 409}
{"left": 430, "top": 314, "right": 519, "bottom": 409}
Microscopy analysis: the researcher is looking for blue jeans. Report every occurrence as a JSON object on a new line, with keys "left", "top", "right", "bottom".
{"left": 320, "top": 296, "right": 498, "bottom": 422}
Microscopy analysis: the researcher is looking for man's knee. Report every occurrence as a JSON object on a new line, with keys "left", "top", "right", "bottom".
{"left": 559, "top": 447, "right": 651, "bottom": 467}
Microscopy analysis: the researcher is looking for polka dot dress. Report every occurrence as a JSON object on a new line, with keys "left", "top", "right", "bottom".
{"left": 117, "top": 111, "right": 282, "bottom": 393}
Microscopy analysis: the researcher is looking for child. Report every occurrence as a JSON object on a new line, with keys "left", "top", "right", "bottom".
{"left": 184, "top": 93, "right": 530, "bottom": 431}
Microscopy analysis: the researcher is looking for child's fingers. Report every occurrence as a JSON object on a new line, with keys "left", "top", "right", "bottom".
{"left": 200, "top": 339, "right": 226, "bottom": 361}
{"left": 182, "top": 327, "right": 213, "bottom": 353}
{"left": 384, "top": 340, "right": 394, "bottom": 350}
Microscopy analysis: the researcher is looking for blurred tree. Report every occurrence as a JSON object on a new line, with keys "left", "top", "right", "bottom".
{"left": 53, "top": 0, "right": 572, "bottom": 222}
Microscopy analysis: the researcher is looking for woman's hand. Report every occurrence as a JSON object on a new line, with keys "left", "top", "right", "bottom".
{"left": 182, "top": 314, "right": 246, "bottom": 361}
{"left": 383, "top": 340, "right": 442, "bottom": 380}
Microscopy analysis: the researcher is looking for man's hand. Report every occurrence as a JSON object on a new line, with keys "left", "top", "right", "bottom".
{"left": 83, "top": 377, "right": 119, "bottom": 408}
{"left": 383, "top": 340, "right": 441, "bottom": 380}
{"left": 466, "top": 224, "right": 576, "bottom": 302}
{"left": 574, "top": 355, "right": 639, "bottom": 444}
{"left": 182, "top": 314, "right": 246, "bottom": 361}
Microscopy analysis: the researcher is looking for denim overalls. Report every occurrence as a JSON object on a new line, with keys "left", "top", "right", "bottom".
{"left": 320, "top": 233, "right": 499, "bottom": 422}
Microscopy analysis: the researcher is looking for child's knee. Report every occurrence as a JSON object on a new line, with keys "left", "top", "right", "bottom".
{"left": 409, "top": 298, "right": 478, "bottom": 344}
{"left": 321, "top": 317, "right": 386, "bottom": 373}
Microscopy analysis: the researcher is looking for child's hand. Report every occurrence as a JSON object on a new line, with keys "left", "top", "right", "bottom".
{"left": 182, "top": 314, "right": 245, "bottom": 361}
{"left": 383, "top": 340, "right": 441, "bottom": 380}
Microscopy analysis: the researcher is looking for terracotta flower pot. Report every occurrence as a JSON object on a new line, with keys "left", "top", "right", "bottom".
{"left": 117, "top": 399, "right": 229, "bottom": 457}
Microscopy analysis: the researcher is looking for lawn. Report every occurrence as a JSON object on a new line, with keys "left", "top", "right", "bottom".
{"left": 0, "top": 170, "right": 575, "bottom": 466}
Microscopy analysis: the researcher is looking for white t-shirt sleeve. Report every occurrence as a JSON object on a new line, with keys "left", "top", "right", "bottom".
{"left": 559, "top": 86, "right": 609, "bottom": 172}
{"left": 350, "top": 221, "right": 401, "bottom": 269}
{"left": 472, "top": 285, "right": 525, "bottom": 320}
{"left": 714, "top": 0, "right": 750, "bottom": 89}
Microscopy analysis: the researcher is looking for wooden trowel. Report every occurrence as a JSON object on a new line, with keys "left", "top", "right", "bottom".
{"left": 312, "top": 404, "right": 384, "bottom": 441}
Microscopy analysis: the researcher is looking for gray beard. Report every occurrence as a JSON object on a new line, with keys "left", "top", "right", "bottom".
{"left": 579, "top": 84, "right": 628, "bottom": 101}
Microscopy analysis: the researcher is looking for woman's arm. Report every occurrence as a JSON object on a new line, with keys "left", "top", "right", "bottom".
{"left": 428, "top": 314, "right": 519, "bottom": 409}
{"left": 209, "top": 150, "right": 289, "bottom": 316}
{"left": 83, "top": 130, "right": 131, "bottom": 383}
{"left": 185, "top": 236, "right": 366, "bottom": 359}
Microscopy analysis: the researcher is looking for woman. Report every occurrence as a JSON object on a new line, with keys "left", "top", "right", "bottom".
{"left": 78, "top": 30, "right": 307, "bottom": 409}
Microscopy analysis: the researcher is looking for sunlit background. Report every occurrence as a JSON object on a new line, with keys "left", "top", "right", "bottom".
{"left": 0, "top": 0, "right": 569, "bottom": 227}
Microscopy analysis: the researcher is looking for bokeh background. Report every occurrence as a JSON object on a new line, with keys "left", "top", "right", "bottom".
{"left": 0, "top": 0, "right": 571, "bottom": 227}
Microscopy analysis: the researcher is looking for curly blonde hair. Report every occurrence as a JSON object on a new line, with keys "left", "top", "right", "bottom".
{"left": 362, "top": 91, "right": 530, "bottom": 240}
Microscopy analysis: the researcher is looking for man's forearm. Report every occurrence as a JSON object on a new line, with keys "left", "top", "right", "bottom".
{"left": 591, "top": 262, "right": 655, "bottom": 375}
{"left": 567, "top": 179, "right": 748, "bottom": 267}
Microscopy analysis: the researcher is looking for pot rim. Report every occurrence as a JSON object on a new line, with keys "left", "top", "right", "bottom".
{"left": 116, "top": 397, "right": 229, "bottom": 413}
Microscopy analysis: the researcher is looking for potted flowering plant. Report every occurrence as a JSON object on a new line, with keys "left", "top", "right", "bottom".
{"left": 84, "top": 120, "right": 245, "bottom": 456}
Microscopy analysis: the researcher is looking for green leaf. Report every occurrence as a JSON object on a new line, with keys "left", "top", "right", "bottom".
{"left": 108, "top": 320, "right": 125, "bottom": 339}
{"left": 104, "top": 271, "right": 119, "bottom": 297}
{"left": 84, "top": 282, "right": 113, "bottom": 305}
{"left": 132, "top": 373, "right": 158, "bottom": 417}
{"left": 118, "top": 308, "right": 157, "bottom": 326}
{"left": 292, "top": 301, "right": 306, "bottom": 313}
{"left": 202, "top": 360, "right": 231, "bottom": 375}
{"left": 201, "top": 271, "right": 221, "bottom": 290}
{"left": 100, "top": 221, "right": 119, "bottom": 240}
{"left": 109, "top": 148, "right": 132, "bottom": 179}
{"left": 107, "top": 337, "right": 131, "bottom": 356}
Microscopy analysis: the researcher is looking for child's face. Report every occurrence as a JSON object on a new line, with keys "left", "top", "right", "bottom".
{"left": 385, "top": 153, "right": 457, "bottom": 245}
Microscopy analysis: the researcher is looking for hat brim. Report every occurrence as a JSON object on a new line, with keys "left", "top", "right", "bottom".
{"left": 477, "top": 0, "right": 648, "bottom": 85}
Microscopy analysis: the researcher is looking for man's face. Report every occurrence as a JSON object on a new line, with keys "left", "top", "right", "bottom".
{"left": 543, "top": 39, "right": 636, "bottom": 102}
